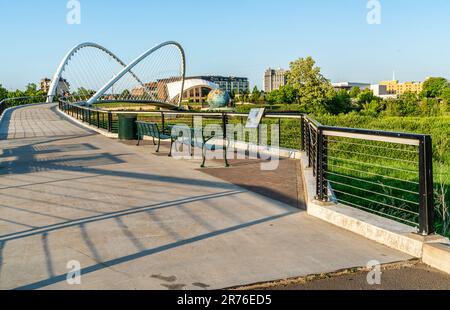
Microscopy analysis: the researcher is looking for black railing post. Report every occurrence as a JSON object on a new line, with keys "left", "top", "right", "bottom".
{"left": 97, "top": 111, "right": 100, "bottom": 128}
{"left": 221, "top": 113, "right": 227, "bottom": 139}
{"left": 107, "top": 112, "right": 113, "bottom": 132}
{"left": 306, "top": 122, "right": 312, "bottom": 168}
{"left": 278, "top": 118, "right": 281, "bottom": 147}
{"left": 161, "top": 112, "right": 165, "bottom": 133}
{"left": 418, "top": 135, "right": 435, "bottom": 235}
{"left": 300, "top": 115, "right": 305, "bottom": 151}
{"left": 315, "top": 128, "right": 327, "bottom": 201}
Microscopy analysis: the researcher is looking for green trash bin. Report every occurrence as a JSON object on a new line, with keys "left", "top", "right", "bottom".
{"left": 118, "top": 114, "right": 138, "bottom": 140}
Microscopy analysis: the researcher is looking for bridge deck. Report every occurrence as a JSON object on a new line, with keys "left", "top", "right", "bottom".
{"left": 0, "top": 103, "right": 410, "bottom": 290}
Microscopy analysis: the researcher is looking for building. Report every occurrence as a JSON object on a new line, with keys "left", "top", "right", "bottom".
{"left": 379, "top": 80, "right": 423, "bottom": 95}
{"left": 369, "top": 84, "right": 397, "bottom": 99}
{"left": 189, "top": 76, "right": 249, "bottom": 95}
{"left": 166, "top": 78, "right": 219, "bottom": 105}
{"left": 131, "top": 77, "right": 219, "bottom": 105}
{"left": 332, "top": 82, "right": 371, "bottom": 91}
{"left": 131, "top": 82, "right": 158, "bottom": 97}
{"left": 264, "top": 68, "right": 288, "bottom": 93}
{"left": 41, "top": 78, "right": 70, "bottom": 96}
{"left": 40, "top": 78, "right": 52, "bottom": 92}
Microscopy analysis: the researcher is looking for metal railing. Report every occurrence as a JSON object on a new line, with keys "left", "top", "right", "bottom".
{"left": 0, "top": 95, "right": 52, "bottom": 117}
{"left": 302, "top": 116, "right": 434, "bottom": 235}
{"left": 59, "top": 101, "right": 435, "bottom": 235}
{"left": 58, "top": 101, "right": 303, "bottom": 149}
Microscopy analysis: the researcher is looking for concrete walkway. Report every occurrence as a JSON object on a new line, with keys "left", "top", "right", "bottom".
{"left": 0, "top": 103, "right": 411, "bottom": 290}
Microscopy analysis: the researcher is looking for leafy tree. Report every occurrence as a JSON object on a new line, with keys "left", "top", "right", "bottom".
{"left": 439, "top": 87, "right": 450, "bottom": 103}
{"left": 421, "top": 77, "right": 448, "bottom": 98}
{"left": 0, "top": 84, "right": 8, "bottom": 101}
{"left": 361, "top": 99, "right": 385, "bottom": 117}
{"left": 399, "top": 92, "right": 420, "bottom": 116}
{"left": 9, "top": 89, "right": 24, "bottom": 98}
{"left": 328, "top": 89, "right": 352, "bottom": 114}
{"left": 250, "top": 86, "right": 261, "bottom": 103}
{"left": 356, "top": 89, "right": 376, "bottom": 109}
{"left": 25, "top": 83, "right": 38, "bottom": 97}
{"left": 287, "top": 56, "right": 333, "bottom": 114}
{"left": 121, "top": 89, "right": 131, "bottom": 97}
{"left": 266, "top": 85, "right": 298, "bottom": 104}
{"left": 349, "top": 86, "right": 361, "bottom": 98}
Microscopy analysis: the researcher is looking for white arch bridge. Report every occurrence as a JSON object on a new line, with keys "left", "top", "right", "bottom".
{"left": 47, "top": 41, "right": 186, "bottom": 110}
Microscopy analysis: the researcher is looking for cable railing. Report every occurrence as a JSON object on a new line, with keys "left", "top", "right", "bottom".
{"left": 58, "top": 100, "right": 435, "bottom": 235}
{"left": 302, "top": 116, "right": 434, "bottom": 235}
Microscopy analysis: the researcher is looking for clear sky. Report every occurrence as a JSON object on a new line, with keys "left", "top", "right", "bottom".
{"left": 1, "top": 0, "right": 450, "bottom": 90}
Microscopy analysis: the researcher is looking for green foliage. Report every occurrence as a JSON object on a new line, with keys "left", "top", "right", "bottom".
{"left": 349, "top": 86, "right": 361, "bottom": 98}
{"left": 250, "top": 86, "right": 261, "bottom": 103}
{"left": 356, "top": 89, "right": 376, "bottom": 107}
{"left": 327, "top": 89, "right": 352, "bottom": 114}
{"left": 439, "top": 87, "right": 450, "bottom": 103}
{"left": 361, "top": 99, "right": 385, "bottom": 117}
{"left": 121, "top": 89, "right": 131, "bottom": 97}
{"left": 384, "top": 92, "right": 420, "bottom": 116}
{"left": 265, "top": 85, "right": 298, "bottom": 104}
{"left": 287, "top": 56, "right": 334, "bottom": 114}
{"left": 421, "top": 77, "right": 449, "bottom": 98}
{"left": 0, "top": 84, "right": 8, "bottom": 101}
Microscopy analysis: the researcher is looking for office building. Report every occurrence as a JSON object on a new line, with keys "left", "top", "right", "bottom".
{"left": 264, "top": 68, "right": 288, "bottom": 92}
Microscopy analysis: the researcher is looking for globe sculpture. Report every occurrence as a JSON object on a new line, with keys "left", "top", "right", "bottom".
{"left": 206, "top": 89, "right": 230, "bottom": 109}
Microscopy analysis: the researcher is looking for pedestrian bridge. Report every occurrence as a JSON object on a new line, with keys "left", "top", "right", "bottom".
{"left": 0, "top": 102, "right": 413, "bottom": 290}
{"left": 0, "top": 41, "right": 446, "bottom": 289}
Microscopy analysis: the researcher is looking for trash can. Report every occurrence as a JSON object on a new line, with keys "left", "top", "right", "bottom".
{"left": 118, "top": 114, "right": 137, "bottom": 140}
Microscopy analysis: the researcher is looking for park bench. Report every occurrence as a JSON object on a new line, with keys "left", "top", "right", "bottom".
{"left": 136, "top": 121, "right": 171, "bottom": 153}
{"left": 167, "top": 125, "right": 229, "bottom": 168}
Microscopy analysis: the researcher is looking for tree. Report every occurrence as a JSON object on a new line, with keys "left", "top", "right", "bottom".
{"left": 356, "top": 89, "right": 376, "bottom": 108}
{"left": 287, "top": 56, "right": 334, "bottom": 114}
{"left": 439, "top": 87, "right": 450, "bottom": 103}
{"left": 361, "top": 99, "right": 385, "bottom": 117}
{"left": 25, "top": 83, "right": 38, "bottom": 97}
{"left": 266, "top": 85, "right": 298, "bottom": 104}
{"left": 121, "top": 89, "right": 131, "bottom": 98}
{"left": 250, "top": 86, "right": 260, "bottom": 103}
{"left": 0, "top": 84, "right": 8, "bottom": 101}
{"left": 349, "top": 86, "right": 361, "bottom": 98}
{"left": 328, "top": 89, "right": 352, "bottom": 114}
{"left": 421, "top": 77, "right": 448, "bottom": 98}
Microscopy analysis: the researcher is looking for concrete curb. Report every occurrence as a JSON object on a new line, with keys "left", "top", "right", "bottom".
{"left": 299, "top": 152, "right": 449, "bottom": 260}
{"left": 422, "top": 243, "right": 450, "bottom": 274}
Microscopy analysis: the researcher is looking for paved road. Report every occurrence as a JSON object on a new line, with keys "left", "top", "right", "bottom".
{"left": 0, "top": 103, "right": 411, "bottom": 290}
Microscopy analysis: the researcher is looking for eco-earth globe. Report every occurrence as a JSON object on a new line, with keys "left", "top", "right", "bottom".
{"left": 206, "top": 89, "right": 231, "bottom": 109}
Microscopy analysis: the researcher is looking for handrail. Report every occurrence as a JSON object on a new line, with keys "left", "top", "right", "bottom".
{"left": 302, "top": 113, "right": 434, "bottom": 235}
{"left": 1, "top": 95, "right": 52, "bottom": 118}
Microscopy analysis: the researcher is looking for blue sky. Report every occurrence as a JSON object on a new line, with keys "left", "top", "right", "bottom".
{"left": 1, "top": 0, "right": 450, "bottom": 90}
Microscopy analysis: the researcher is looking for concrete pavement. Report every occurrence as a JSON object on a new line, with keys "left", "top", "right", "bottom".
{"left": 0, "top": 103, "right": 411, "bottom": 290}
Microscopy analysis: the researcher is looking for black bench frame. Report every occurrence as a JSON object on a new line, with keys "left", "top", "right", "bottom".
{"left": 168, "top": 125, "right": 230, "bottom": 168}
{"left": 136, "top": 121, "right": 170, "bottom": 153}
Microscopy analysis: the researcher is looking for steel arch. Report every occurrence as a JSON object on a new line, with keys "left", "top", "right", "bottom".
{"left": 86, "top": 41, "right": 186, "bottom": 107}
{"left": 46, "top": 42, "right": 145, "bottom": 103}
